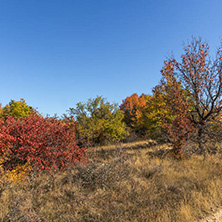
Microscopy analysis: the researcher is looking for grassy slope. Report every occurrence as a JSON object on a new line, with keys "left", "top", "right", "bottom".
{"left": 0, "top": 141, "right": 222, "bottom": 222}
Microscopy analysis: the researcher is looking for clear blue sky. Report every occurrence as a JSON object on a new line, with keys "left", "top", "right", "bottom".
{"left": 0, "top": 0, "right": 222, "bottom": 116}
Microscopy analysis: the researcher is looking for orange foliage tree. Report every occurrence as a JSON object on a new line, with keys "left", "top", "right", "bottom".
{"left": 120, "top": 93, "right": 150, "bottom": 136}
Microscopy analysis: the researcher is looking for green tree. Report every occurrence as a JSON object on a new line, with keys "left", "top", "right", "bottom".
{"left": 69, "top": 96, "right": 128, "bottom": 146}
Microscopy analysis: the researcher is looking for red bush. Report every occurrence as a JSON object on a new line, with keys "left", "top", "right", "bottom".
{"left": 0, "top": 114, "right": 85, "bottom": 171}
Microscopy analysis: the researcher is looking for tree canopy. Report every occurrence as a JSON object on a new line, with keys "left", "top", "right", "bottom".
{"left": 1, "top": 98, "right": 34, "bottom": 119}
{"left": 69, "top": 96, "right": 128, "bottom": 146}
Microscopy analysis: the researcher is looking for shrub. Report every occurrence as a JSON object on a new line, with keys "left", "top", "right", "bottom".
{"left": 0, "top": 114, "right": 85, "bottom": 172}
{"left": 0, "top": 161, "right": 31, "bottom": 183}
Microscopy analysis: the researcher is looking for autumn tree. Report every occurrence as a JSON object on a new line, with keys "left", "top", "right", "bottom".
{"left": 0, "top": 104, "right": 3, "bottom": 117}
{"left": 120, "top": 93, "right": 150, "bottom": 136}
{"left": 160, "top": 62, "right": 195, "bottom": 157}
{"left": 69, "top": 96, "right": 128, "bottom": 146}
{"left": 162, "top": 37, "right": 222, "bottom": 155}
{"left": 141, "top": 85, "right": 172, "bottom": 141}
{"left": 1, "top": 98, "right": 34, "bottom": 119}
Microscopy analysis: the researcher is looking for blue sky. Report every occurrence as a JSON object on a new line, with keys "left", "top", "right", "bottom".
{"left": 0, "top": 0, "right": 222, "bottom": 116}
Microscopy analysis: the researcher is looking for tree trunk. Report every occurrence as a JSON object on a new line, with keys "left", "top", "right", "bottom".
{"left": 197, "top": 123, "right": 205, "bottom": 156}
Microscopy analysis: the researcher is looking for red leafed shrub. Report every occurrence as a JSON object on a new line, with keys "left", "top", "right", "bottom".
{"left": 0, "top": 114, "right": 85, "bottom": 172}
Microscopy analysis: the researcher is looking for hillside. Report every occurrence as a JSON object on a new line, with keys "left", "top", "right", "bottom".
{"left": 0, "top": 141, "right": 222, "bottom": 222}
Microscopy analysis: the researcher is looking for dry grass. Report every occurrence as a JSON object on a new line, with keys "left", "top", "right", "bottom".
{"left": 0, "top": 141, "right": 222, "bottom": 221}
{"left": 95, "top": 139, "right": 158, "bottom": 151}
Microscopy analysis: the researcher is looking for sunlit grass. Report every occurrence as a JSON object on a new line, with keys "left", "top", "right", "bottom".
{"left": 0, "top": 142, "right": 222, "bottom": 221}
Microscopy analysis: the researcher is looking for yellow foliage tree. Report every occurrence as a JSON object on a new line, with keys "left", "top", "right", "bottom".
{"left": 1, "top": 98, "right": 34, "bottom": 119}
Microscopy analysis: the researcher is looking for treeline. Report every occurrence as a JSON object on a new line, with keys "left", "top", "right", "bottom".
{"left": 67, "top": 92, "right": 169, "bottom": 147}
{"left": 1, "top": 37, "right": 222, "bottom": 175}
{"left": 0, "top": 91, "right": 173, "bottom": 148}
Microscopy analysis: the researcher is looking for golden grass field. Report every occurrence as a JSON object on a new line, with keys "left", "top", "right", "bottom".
{"left": 0, "top": 141, "right": 222, "bottom": 222}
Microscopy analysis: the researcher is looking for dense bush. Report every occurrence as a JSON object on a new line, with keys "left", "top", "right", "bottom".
{"left": 0, "top": 114, "right": 85, "bottom": 172}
